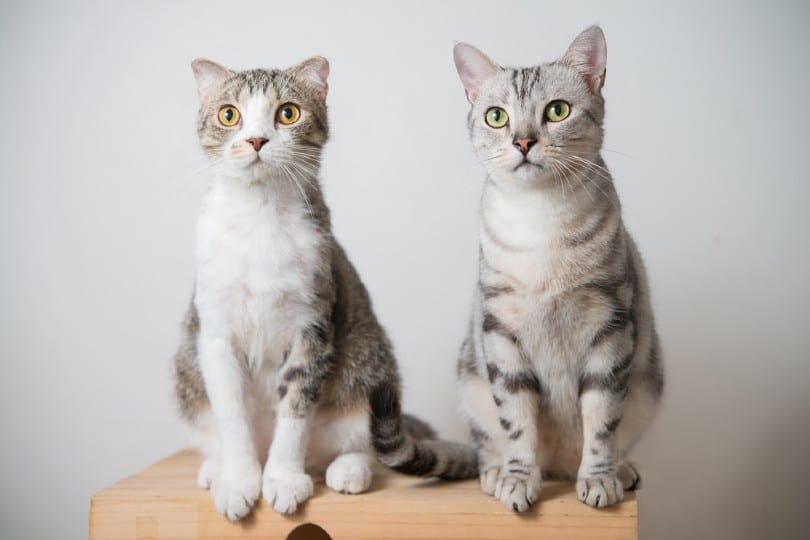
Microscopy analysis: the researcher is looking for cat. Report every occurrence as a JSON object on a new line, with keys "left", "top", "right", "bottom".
{"left": 173, "top": 56, "right": 476, "bottom": 521}
{"left": 451, "top": 26, "right": 664, "bottom": 512}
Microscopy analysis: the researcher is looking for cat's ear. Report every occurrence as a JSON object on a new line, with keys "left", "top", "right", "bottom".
{"left": 289, "top": 56, "right": 330, "bottom": 99}
{"left": 562, "top": 26, "right": 607, "bottom": 93}
{"left": 191, "top": 59, "right": 234, "bottom": 104}
{"left": 453, "top": 42, "right": 499, "bottom": 103}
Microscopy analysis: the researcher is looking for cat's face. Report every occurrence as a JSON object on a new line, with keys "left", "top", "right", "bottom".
{"left": 454, "top": 26, "right": 607, "bottom": 189}
{"left": 191, "top": 57, "right": 329, "bottom": 180}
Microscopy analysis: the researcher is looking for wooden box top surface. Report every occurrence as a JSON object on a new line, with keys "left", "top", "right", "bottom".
{"left": 90, "top": 450, "right": 637, "bottom": 539}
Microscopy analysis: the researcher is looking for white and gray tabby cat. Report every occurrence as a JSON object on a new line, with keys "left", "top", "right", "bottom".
{"left": 173, "top": 57, "right": 476, "bottom": 520}
{"left": 452, "top": 26, "right": 664, "bottom": 511}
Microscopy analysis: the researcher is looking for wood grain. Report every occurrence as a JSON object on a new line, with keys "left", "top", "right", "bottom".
{"left": 89, "top": 450, "right": 637, "bottom": 539}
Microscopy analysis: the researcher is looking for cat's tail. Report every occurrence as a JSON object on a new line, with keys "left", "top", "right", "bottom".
{"left": 369, "top": 381, "right": 478, "bottom": 480}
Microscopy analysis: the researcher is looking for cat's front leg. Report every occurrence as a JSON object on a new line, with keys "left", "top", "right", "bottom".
{"left": 481, "top": 317, "right": 543, "bottom": 512}
{"left": 263, "top": 323, "right": 334, "bottom": 514}
{"left": 577, "top": 327, "right": 635, "bottom": 508}
{"left": 198, "top": 330, "right": 262, "bottom": 521}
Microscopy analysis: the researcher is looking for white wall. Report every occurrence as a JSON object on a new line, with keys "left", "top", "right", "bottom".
{"left": 1, "top": 1, "right": 808, "bottom": 538}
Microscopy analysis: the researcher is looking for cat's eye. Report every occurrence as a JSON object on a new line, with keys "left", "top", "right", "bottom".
{"left": 277, "top": 103, "right": 301, "bottom": 125}
{"left": 545, "top": 100, "right": 571, "bottom": 122}
{"left": 485, "top": 107, "right": 509, "bottom": 128}
{"left": 217, "top": 105, "right": 241, "bottom": 127}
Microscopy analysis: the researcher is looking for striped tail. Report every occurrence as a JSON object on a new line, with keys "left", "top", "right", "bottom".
{"left": 369, "top": 381, "right": 478, "bottom": 480}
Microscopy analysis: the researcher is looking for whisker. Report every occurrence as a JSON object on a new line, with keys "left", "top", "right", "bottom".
{"left": 481, "top": 152, "right": 507, "bottom": 163}
{"left": 279, "top": 163, "right": 314, "bottom": 217}
{"left": 560, "top": 157, "right": 613, "bottom": 203}
{"left": 565, "top": 155, "right": 614, "bottom": 184}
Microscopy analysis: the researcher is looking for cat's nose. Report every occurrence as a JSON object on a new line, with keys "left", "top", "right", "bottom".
{"left": 246, "top": 137, "right": 269, "bottom": 151}
{"left": 513, "top": 138, "right": 537, "bottom": 155}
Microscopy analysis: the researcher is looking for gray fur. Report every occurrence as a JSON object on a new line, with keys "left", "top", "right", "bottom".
{"left": 453, "top": 26, "right": 663, "bottom": 512}
{"left": 173, "top": 59, "right": 477, "bottom": 503}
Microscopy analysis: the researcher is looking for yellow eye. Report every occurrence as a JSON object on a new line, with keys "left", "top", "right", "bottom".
{"left": 217, "top": 105, "right": 240, "bottom": 126}
{"left": 277, "top": 103, "right": 301, "bottom": 125}
{"left": 485, "top": 107, "right": 509, "bottom": 128}
{"left": 545, "top": 100, "right": 570, "bottom": 122}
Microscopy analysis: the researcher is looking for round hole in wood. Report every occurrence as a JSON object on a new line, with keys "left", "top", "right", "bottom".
{"left": 286, "top": 523, "right": 332, "bottom": 540}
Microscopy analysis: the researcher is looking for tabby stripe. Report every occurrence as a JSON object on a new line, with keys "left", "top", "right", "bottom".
{"left": 486, "top": 362, "right": 501, "bottom": 383}
{"left": 646, "top": 333, "right": 665, "bottom": 396}
{"left": 595, "top": 417, "right": 622, "bottom": 441}
{"left": 503, "top": 371, "right": 543, "bottom": 394}
{"left": 471, "top": 426, "right": 489, "bottom": 444}
{"left": 567, "top": 206, "right": 613, "bottom": 247}
{"left": 584, "top": 109, "right": 600, "bottom": 125}
{"left": 578, "top": 353, "right": 633, "bottom": 396}
{"left": 591, "top": 308, "right": 632, "bottom": 347}
{"left": 392, "top": 445, "right": 438, "bottom": 476}
{"left": 482, "top": 311, "right": 520, "bottom": 344}
{"left": 283, "top": 366, "right": 306, "bottom": 381}
{"left": 480, "top": 283, "right": 515, "bottom": 300}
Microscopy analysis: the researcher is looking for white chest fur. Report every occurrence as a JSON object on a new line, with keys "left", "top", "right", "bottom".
{"left": 194, "top": 176, "right": 322, "bottom": 369}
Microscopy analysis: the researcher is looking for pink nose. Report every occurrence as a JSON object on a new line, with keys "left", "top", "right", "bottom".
{"left": 246, "top": 137, "right": 269, "bottom": 151}
{"left": 513, "top": 138, "right": 537, "bottom": 155}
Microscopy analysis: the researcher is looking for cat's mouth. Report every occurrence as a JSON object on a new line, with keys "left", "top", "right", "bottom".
{"left": 514, "top": 159, "right": 543, "bottom": 171}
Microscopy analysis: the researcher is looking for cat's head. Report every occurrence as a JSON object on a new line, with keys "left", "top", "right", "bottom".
{"left": 453, "top": 26, "right": 607, "bottom": 189}
{"left": 191, "top": 57, "right": 329, "bottom": 179}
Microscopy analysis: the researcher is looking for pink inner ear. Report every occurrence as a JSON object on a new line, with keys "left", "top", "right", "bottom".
{"left": 564, "top": 26, "right": 607, "bottom": 93}
{"left": 453, "top": 43, "right": 498, "bottom": 104}
{"left": 296, "top": 57, "right": 329, "bottom": 98}
{"left": 191, "top": 59, "right": 233, "bottom": 104}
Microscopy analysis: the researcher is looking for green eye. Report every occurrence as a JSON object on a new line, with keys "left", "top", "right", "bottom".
{"left": 545, "top": 100, "right": 570, "bottom": 122}
{"left": 485, "top": 107, "right": 509, "bottom": 128}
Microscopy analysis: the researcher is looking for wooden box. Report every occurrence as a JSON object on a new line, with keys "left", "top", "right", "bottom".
{"left": 89, "top": 450, "right": 637, "bottom": 539}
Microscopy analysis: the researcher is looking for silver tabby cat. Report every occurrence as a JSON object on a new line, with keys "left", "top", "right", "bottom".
{"left": 173, "top": 56, "right": 475, "bottom": 521}
{"left": 452, "top": 26, "right": 664, "bottom": 511}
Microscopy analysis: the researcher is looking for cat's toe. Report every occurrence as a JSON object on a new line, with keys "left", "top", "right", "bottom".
{"left": 262, "top": 471, "right": 314, "bottom": 514}
{"left": 495, "top": 471, "right": 541, "bottom": 512}
{"left": 210, "top": 469, "right": 261, "bottom": 521}
{"left": 325, "top": 454, "right": 373, "bottom": 494}
{"left": 577, "top": 473, "right": 624, "bottom": 508}
{"left": 197, "top": 458, "right": 221, "bottom": 490}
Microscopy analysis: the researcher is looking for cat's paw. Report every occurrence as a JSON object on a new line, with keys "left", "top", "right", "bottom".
{"left": 325, "top": 453, "right": 373, "bottom": 494}
{"left": 494, "top": 466, "right": 542, "bottom": 512}
{"left": 577, "top": 472, "right": 624, "bottom": 508}
{"left": 210, "top": 468, "right": 261, "bottom": 521}
{"left": 479, "top": 466, "right": 500, "bottom": 496}
{"left": 197, "top": 458, "right": 221, "bottom": 489}
{"left": 617, "top": 462, "right": 641, "bottom": 491}
{"left": 262, "top": 471, "right": 314, "bottom": 514}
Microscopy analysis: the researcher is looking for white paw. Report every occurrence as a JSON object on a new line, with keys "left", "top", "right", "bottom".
{"left": 210, "top": 468, "right": 261, "bottom": 521}
{"left": 197, "top": 458, "right": 221, "bottom": 489}
{"left": 494, "top": 464, "right": 542, "bottom": 512}
{"left": 479, "top": 467, "right": 500, "bottom": 496}
{"left": 262, "top": 471, "right": 314, "bottom": 514}
{"left": 325, "top": 454, "right": 373, "bottom": 494}
{"left": 577, "top": 473, "right": 624, "bottom": 508}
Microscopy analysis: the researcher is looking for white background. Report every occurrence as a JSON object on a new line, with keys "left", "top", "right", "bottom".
{"left": 1, "top": 1, "right": 808, "bottom": 538}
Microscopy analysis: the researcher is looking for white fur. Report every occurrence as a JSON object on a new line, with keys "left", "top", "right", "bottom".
{"left": 325, "top": 453, "right": 374, "bottom": 494}
{"left": 192, "top": 169, "right": 380, "bottom": 517}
